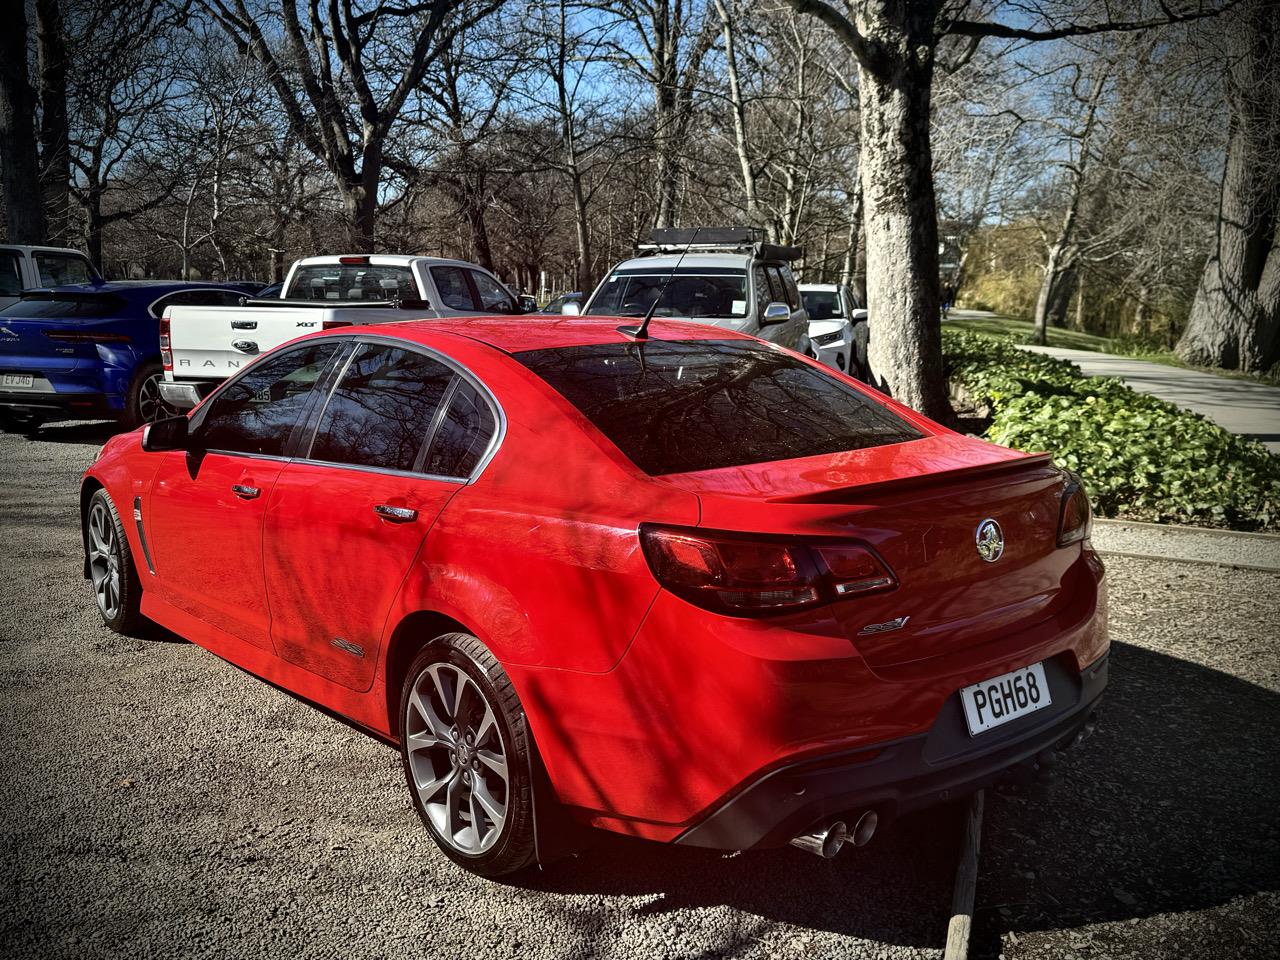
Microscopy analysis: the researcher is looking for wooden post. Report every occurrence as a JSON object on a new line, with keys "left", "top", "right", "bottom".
{"left": 944, "top": 789, "right": 985, "bottom": 960}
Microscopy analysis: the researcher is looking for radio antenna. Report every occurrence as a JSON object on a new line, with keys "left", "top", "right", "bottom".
{"left": 618, "top": 227, "right": 701, "bottom": 340}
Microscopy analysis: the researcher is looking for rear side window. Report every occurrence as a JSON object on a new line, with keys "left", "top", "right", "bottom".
{"left": 200, "top": 341, "right": 340, "bottom": 457}
{"left": 0, "top": 296, "right": 120, "bottom": 319}
{"left": 0, "top": 253, "right": 21, "bottom": 297}
{"left": 516, "top": 339, "right": 921, "bottom": 475}
{"left": 423, "top": 380, "right": 497, "bottom": 478}
{"left": 431, "top": 267, "right": 476, "bottom": 310}
{"left": 469, "top": 270, "right": 514, "bottom": 312}
{"left": 34, "top": 253, "right": 93, "bottom": 286}
{"left": 285, "top": 264, "right": 416, "bottom": 301}
{"left": 309, "top": 343, "right": 453, "bottom": 472}
{"left": 151, "top": 289, "right": 247, "bottom": 316}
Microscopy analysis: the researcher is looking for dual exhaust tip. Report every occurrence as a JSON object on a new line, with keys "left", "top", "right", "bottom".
{"left": 789, "top": 809, "right": 878, "bottom": 859}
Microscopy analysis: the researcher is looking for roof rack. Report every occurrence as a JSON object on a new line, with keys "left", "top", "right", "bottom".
{"left": 638, "top": 226, "right": 803, "bottom": 262}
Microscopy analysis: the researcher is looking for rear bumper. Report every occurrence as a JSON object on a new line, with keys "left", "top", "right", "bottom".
{"left": 0, "top": 388, "right": 119, "bottom": 418}
{"left": 677, "top": 652, "right": 1108, "bottom": 850}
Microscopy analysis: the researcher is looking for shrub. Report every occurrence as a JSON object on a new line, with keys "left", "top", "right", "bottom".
{"left": 943, "top": 329, "right": 1280, "bottom": 531}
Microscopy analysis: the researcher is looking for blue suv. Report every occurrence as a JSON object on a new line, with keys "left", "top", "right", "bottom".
{"left": 0, "top": 280, "right": 260, "bottom": 432}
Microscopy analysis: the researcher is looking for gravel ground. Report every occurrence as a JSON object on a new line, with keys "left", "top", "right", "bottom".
{"left": 1091, "top": 519, "right": 1280, "bottom": 571}
{"left": 1, "top": 420, "right": 1277, "bottom": 960}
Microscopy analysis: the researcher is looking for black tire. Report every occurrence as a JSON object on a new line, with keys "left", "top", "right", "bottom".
{"left": 84, "top": 488, "right": 144, "bottom": 634}
{"left": 399, "top": 633, "right": 537, "bottom": 877}
{"left": 123, "top": 361, "right": 177, "bottom": 430}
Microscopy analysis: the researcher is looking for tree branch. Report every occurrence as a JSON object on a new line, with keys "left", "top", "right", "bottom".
{"left": 947, "top": 0, "right": 1241, "bottom": 43}
{"left": 778, "top": 0, "right": 887, "bottom": 77}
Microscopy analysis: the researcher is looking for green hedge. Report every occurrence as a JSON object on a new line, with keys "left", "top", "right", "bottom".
{"left": 943, "top": 329, "right": 1280, "bottom": 531}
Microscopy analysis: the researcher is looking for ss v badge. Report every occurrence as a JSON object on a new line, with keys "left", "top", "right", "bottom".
{"left": 858, "top": 616, "right": 910, "bottom": 636}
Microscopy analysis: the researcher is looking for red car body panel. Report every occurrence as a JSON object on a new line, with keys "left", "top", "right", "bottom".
{"left": 82, "top": 316, "right": 1108, "bottom": 847}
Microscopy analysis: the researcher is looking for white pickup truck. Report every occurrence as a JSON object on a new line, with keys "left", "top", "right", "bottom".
{"left": 161, "top": 254, "right": 534, "bottom": 403}
{"left": 1, "top": 245, "right": 99, "bottom": 310}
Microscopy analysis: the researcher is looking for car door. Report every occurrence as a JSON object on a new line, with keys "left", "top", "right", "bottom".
{"left": 263, "top": 339, "right": 501, "bottom": 692}
{"left": 754, "top": 265, "right": 805, "bottom": 351}
{"left": 146, "top": 339, "right": 344, "bottom": 651}
{"left": 428, "top": 266, "right": 478, "bottom": 316}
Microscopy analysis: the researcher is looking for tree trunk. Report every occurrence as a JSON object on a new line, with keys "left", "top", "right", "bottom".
{"left": 839, "top": 185, "right": 862, "bottom": 287}
{"left": 0, "top": 2, "right": 47, "bottom": 244}
{"left": 1176, "top": 0, "right": 1280, "bottom": 373}
{"left": 714, "top": 0, "right": 758, "bottom": 225}
{"left": 35, "top": 0, "right": 70, "bottom": 245}
{"left": 857, "top": 34, "right": 949, "bottom": 419}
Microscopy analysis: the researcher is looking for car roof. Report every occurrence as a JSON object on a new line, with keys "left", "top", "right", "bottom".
{"left": 605, "top": 253, "right": 754, "bottom": 272}
{"left": 798, "top": 283, "right": 839, "bottom": 292}
{"left": 27, "top": 280, "right": 254, "bottom": 293}
{"left": 346, "top": 315, "right": 752, "bottom": 354}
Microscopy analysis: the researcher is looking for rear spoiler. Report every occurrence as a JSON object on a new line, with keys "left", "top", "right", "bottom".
{"left": 768, "top": 452, "right": 1057, "bottom": 504}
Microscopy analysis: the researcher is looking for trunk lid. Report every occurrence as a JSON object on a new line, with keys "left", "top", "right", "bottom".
{"left": 0, "top": 293, "right": 127, "bottom": 377}
{"left": 657, "top": 435, "right": 1074, "bottom": 668}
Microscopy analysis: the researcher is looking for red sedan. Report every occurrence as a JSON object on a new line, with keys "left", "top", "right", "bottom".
{"left": 80, "top": 317, "right": 1107, "bottom": 876}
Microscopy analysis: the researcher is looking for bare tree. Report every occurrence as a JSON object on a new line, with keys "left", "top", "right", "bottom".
{"left": 203, "top": 0, "right": 500, "bottom": 251}
{"left": 1177, "top": 0, "right": 1280, "bottom": 372}
{"left": 780, "top": 0, "right": 1237, "bottom": 418}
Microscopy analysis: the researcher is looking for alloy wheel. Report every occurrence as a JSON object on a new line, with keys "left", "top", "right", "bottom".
{"left": 137, "top": 373, "right": 178, "bottom": 424}
{"left": 87, "top": 500, "right": 121, "bottom": 620}
{"left": 404, "top": 662, "right": 510, "bottom": 856}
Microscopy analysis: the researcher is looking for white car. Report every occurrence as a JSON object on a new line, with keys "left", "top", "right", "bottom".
{"left": 799, "top": 283, "right": 868, "bottom": 380}
{"left": 162, "top": 253, "right": 534, "bottom": 401}
{"left": 571, "top": 228, "right": 810, "bottom": 354}
{"left": 0, "top": 245, "right": 98, "bottom": 311}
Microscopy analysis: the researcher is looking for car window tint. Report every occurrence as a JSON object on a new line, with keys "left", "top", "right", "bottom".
{"left": 151, "top": 289, "right": 246, "bottom": 316}
{"left": 34, "top": 253, "right": 93, "bottom": 286}
{"left": 310, "top": 342, "right": 453, "bottom": 472}
{"left": 802, "top": 290, "right": 842, "bottom": 320}
{"left": 0, "top": 253, "right": 21, "bottom": 297}
{"left": 431, "top": 267, "right": 476, "bottom": 310}
{"left": 284, "top": 264, "right": 416, "bottom": 301}
{"left": 469, "top": 270, "right": 513, "bottom": 312}
{"left": 200, "top": 342, "right": 340, "bottom": 457}
{"left": 516, "top": 339, "right": 921, "bottom": 475}
{"left": 0, "top": 296, "right": 120, "bottom": 319}
{"left": 765, "top": 266, "right": 792, "bottom": 309}
{"left": 752, "top": 267, "right": 771, "bottom": 318}
{"left": 779, "top": 265, "right": 802, "bottom": 308}
{"left": 424, "top": 380, "right": 497, "bottom": 478}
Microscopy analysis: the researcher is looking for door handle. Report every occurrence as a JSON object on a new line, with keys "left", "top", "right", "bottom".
{"left": 374, "top": 504, "right": 417, "bottom": 523}
{"left": 231, "top": 484, "right": 261, "bottom": 500}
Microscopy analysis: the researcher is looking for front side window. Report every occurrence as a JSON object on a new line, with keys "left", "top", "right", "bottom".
{"left": 309, "top": 343, "right": 453, "bottom": 472}
{"left": 284, "top": 264, "right": 416, "bottom": 302}
{"left": 0, "top": 253, "right": 22, "bottom": 297}
{"left": 516, "top": 339, "right": 921, "bottom": 475}
{"left": 431, "top": 267, "right": 477, "bottom": 311}
{"left": 199, "top": 341, "right": 341, "bottom": 457}
{"left": 765, "top": 266, "right": 795, "bottom": 309}
{"left": 586, "top": 270, "right": 749, "bottom": 320}
{"left": 423, "top": 380, "right": 497, "bottom": 478}
{"left": 34, "top": 253, "right": 93, "bottom": 287}
{"left": 469, "top": 270, "right": 514, "bottom": 312}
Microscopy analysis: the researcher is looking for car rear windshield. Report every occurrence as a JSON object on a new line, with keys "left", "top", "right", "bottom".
{"left": 0, "top": 295, "right": 122, "bottom": 320}
{"left": 586, "top": 269, "right": 748, "bottom": 319}
{"left": 515, "top": 339, "right": 922, "bottom": 475}
{"left": 285, "top": 264, "right": 417, "bottom": 301}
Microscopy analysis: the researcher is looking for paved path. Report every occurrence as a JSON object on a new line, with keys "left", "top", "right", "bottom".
{"left": 1021, "top": 344, "right": 1280, "bottom": 453}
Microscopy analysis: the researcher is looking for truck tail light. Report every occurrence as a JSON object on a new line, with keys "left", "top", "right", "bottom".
{"left": 639, "top": 525, "right": 896, "bottom": 617}
{"left": 159, "top": 315, "right": 172, "bottom": 371}
{"left": 338, "top": 256, "right": 370, "bottom": 264}
{"left": 1057, "top": 479, "right": 1092, "bottom": 546}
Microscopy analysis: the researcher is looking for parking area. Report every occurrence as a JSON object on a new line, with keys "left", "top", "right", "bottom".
{"left": 1, "top": 421, "right": 1277, "bottom": 960}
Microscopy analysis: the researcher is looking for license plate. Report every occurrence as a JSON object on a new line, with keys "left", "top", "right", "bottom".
{"left": 2, "top": 374, "right": 34, "bottom": 389}
{"left": 960, "top": 662, "right": 1051, "bottom": 736}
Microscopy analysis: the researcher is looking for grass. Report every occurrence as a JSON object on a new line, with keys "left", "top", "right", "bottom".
{"left": 946, "top": 310, "right": 1280, "bottom": 386}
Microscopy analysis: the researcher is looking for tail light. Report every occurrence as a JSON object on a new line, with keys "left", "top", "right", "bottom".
{"left": 338, "top": 256, "right": 370, "bottom": 264}
{"left": 1057, "top": 477, "right": 1092, "bottom": 546}
{"left": 640, "top": 525, "right": 896, "bottom": 617}
{"left": 322, "top": 319, "right": 353, "bottom": 329}
{"left": 159, "top": 314, "right": 172, "bottom": 371}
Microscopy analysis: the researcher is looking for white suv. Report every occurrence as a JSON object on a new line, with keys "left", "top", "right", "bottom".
{"left": 571, "top": 229, "right": 809, "bottom": 354}
{"left": 799, "top": 282, "right": 869, "bottom": 380}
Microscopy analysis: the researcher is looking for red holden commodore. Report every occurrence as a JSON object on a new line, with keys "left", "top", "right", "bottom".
{"left": 80, "top": 317, "right": 1107, "bottom": 876}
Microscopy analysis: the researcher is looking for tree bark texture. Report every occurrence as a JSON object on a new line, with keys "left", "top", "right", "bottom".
{"left": 0, "top": 2, "right": 47, "bottom": 244}
{"left": 36, "top": 0, "right": 71, "bottom": 245}
{"left": 1177, "top": 0, "right": 1280, "bottom": 373}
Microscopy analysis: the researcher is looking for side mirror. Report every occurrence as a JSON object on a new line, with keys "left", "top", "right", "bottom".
{"left": 397, "top": 298, "right": 433, "bottom": 311}
{"left": 142, "top": 415, "right": 189, "bottom": 452}
{"left": 762, "top": 301, "right": 792, "bottom": 325}
{"left": 561, "top": 301, "right": 582, "bottom": 316}
{"left": 518, "top": 295, "right": 538, "bottom": 314}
